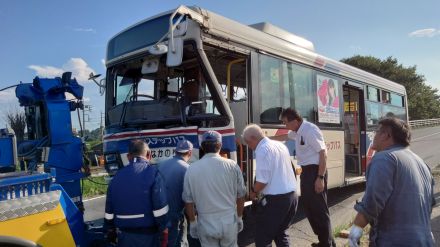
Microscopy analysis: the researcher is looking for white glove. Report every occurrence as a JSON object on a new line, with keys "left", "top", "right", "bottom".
{"left": 189, "top": 220, "right": 199, "bottom": 239}
{"left": 348, "top": 224, "right": 363, "bottom": 247}
{"left": 237, "top": 216, "right": 244, "bottom": 233}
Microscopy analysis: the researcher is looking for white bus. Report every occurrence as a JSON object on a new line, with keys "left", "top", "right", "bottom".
{"left": 102, "top": 6, "right": 407, "bottom": 191}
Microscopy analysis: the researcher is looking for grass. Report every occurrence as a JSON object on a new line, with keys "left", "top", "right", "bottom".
{"left": 81, "top": 176, "right": 109, "bottom": 198}
{"left": 333, "top": 221, "right": 352, "bottom": 238}
{"left": 334, "top": 219, "right": 371, "bottom": 247}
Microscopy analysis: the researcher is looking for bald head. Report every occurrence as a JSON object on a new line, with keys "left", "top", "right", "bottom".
{"left": 242, "top": 124, "right": 264, "bottom": 140}
{"left": 242, "top": 124, "right": 265, "bottom": 150}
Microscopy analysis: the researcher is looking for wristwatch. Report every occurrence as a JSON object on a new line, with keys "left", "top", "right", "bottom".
{"left": 317, "top": 175, "right": 325, "bottom": 180}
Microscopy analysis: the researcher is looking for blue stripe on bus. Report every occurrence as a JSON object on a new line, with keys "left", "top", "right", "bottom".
{"left": 104, "top": 134, "right": 236, "bottom": 153}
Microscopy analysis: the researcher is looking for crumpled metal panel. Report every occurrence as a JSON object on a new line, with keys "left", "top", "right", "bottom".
{"left": 0, "top": 190, "right": 60, "bottom": 222}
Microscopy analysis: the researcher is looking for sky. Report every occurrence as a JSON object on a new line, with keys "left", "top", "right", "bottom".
{"left": 0, "top": 0, "right": 439, "bottom": 130}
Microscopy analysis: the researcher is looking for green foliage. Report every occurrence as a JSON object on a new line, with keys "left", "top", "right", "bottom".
{"left": 4, "top": 108, "right": 26, "bottom": 142}
{"left": 341, "top": 55, "right": 440, "bottom": 120}
{"left": 86, "top": 139, "right": 102, "bottom": 149}
{"left": 82, "top": 176, "right": 108, "bottom": 198}
{"left": 83, "top": 127, "right": 103, "bottom": 141}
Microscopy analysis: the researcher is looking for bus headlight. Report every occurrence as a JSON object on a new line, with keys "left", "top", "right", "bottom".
{"left": 105, "top": 154, "right": 117, "bottom": 162}
{"left": 106, "top": 163, "right": 119, "bottom": 176}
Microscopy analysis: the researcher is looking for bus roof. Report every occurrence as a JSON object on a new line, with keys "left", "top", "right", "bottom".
{"left": 189, "top": 6, "right": 406, "bottom": 95}
{"left": 108, "top": 5, "right": 405, "bottom": 95}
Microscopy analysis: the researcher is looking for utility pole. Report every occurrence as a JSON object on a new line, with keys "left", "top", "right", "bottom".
{"left": 100, "top": 111, "right": 104, "bottom": 141}
{"left": 82, "top": 105, "right": 92, "bottom": 137}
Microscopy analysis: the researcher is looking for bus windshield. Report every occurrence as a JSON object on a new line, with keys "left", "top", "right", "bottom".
{"left": 107, "top": 14, "right": 171, "bottom": 61}
{"left": 106, "top": 44, "right": 227, "bottom": 128}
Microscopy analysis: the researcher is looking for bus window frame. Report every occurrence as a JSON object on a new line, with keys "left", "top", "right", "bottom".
{"left": 104, "top": 40, "right": 232, "bottom": 127}
{"left": 253, "top": 51, "right": 347, "bottom": 129}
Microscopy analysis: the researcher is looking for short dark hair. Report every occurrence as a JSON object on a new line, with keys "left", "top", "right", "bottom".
{"left": 378, "top": 117, "right": 411, "bottom": 147}
{"left": 128, "top": 139, "right": 149, "bottom": 156}
{"left": 280, "top": 108, "right": 303, "bottom": 122}
{"left": 201, "top": 141, "right": 221, "bottom": 153}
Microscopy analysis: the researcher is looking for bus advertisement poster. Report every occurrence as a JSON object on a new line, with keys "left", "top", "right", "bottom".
{"left": 317, "top": 74, "right": 340, "bottom": 123}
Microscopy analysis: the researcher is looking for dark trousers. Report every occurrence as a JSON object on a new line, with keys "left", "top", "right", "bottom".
{"left": 255, "top": 191, "right": 298, "bottom": 247}
{"left": 300, "top": 165, "right": 334, "bottom": 247}
{"left": 117, "top": 231, "right": 159, "bottom": 247}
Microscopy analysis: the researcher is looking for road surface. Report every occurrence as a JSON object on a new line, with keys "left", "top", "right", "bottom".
{"left": 83, "top": 125, "right": 440, "bottom": 246}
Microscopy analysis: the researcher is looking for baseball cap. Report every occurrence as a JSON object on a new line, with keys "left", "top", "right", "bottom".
{"left": 201, "top": 131, "right": 222, "bottom": 143}
{"left": 175, "top": 140, "right": 193, "bottom": 153}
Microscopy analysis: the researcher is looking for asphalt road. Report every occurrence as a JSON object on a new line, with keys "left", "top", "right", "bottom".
{"left": 83, "top": 125, "right": 440, "bottom": 246}
{"left": 409, "top": 125, "right": 440, "bottom": 169}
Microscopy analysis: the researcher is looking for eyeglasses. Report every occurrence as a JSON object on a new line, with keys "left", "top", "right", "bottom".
{"left": 282, "top": 119, "right": 296, "bottom": 125}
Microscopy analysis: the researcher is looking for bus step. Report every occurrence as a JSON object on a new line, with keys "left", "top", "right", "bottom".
{"left": 344, "top": 176, "right": 365, "bottom": 186}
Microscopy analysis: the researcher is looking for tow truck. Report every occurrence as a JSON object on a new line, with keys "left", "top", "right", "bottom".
{"left": 0, "top": 72, "right": 105, "bottom": 247}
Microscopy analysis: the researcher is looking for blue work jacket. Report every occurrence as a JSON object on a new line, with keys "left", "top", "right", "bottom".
{"left": 104, "top": 157, "right": 168, "bottom": 231}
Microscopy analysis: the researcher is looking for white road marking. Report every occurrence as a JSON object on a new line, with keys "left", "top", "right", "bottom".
{"left": 83, "top": 195, "right": 106, "bottom": 202}
{"left": 412, "top": 131, "right": 440, "bottom": 141}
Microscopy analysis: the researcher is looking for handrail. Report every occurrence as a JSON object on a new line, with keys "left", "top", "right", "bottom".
{"left": 408, "top": 118, "right": 440, "bottom": 128}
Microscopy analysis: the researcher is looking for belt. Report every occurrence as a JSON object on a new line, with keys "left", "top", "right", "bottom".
{"left": 119, "top": 226, "right": 158, "bottom": 234}
{"left": 264, "top": 191, "right": 295, "bottom": 199}
{"left": 301, "top": 165, "right": 318, "bottom": 172}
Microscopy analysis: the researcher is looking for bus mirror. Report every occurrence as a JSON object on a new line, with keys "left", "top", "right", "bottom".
{"left": 142, "top": 57, "right": 160, "bottom": 74}
{"left": 166, "top": 37, "right": 183, "bottom": 67}
{"left": 88, "top": 72, "right": 106, "bottom": 96}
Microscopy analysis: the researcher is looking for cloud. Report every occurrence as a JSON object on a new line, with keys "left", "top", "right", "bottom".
{"left": 74, "top": 27, "right": 96, "bottom": 33}
{"left": 63, "top": 58, "right": 96, "bottom": 82}
{"left": 0, "top": 89, "right": 17, "bottom": 104}
{"left": 408, "top": 28, "right": 440, "bottom": 38}
{"left": 28, "top": 65, "right": 64, "bottom": 78}
{"left": 28, "top": 58, "right": 96, "bottom": 83}
{"left": 65, "top": 94, "right": 90, "bottom": 102}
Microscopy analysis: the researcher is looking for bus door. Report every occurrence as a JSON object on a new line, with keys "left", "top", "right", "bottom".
{"left": 343, "top": 85, "right": 365, "bottom": 183}
{"left": 226, "top": 57, "right": 248, "bottom": 178}
{"left": 205, "top": 44, "right": 250, "bottom": 188}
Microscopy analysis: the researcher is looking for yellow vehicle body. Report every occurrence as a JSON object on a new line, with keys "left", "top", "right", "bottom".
{"left": 0, "top": 191, "right": 76, "bottom": 247}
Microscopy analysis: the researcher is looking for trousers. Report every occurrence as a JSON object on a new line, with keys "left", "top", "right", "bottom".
{"left": 198, "top": 211, "right": 238, "bottom": 247}
{"left": 300, "top": 165, "right": 335, "bottom": 247}
{"left": 255, "top": 191, "right": 298, "bottom": 247}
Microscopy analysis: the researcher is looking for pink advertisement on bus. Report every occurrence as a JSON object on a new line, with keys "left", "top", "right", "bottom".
{"left": 317, "top": 74, "right": 340, "bottom": 123}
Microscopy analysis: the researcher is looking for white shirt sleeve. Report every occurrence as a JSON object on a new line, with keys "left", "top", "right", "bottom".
{"left": 255, "top": 148, "right": 272, "bottom": 184}
{"left": 287, "top": 130, "right": 297, "bottom": 140}
{"left": 307, "top": 127, "right": 327, "bottom": 152}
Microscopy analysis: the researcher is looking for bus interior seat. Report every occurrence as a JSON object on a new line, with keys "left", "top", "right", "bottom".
{"left": 260, "top": 107, "right": 283, "bottom": 124}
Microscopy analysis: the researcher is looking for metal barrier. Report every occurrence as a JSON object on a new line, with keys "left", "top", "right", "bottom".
{"left": 409, "top": 118, "right": 440, "bottom": 128}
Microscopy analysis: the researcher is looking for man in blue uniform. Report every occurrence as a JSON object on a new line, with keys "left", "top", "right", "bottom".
{"left": 158, "top": 139, "right": 193, "bottom": 247}
{"left": 104, "top": 139, "right": 169, "bottom": 247}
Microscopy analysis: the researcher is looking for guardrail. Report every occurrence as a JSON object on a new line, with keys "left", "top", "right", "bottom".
{"left": 409, "top": 118, "right": 440, "bottom": 128}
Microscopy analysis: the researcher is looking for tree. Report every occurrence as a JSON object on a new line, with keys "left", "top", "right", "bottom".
{"left": 4, "top": 108, "right": 26, "bottom": 142}
{"left": 341, "top": 55, "right": 440, "bottom": 120}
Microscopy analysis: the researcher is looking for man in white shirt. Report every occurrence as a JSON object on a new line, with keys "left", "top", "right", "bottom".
{"left": 279, "top": 108, "right": 335, "bottom": 247}
{"left": 242, "top": 124, "right": 298, "bottom": 247}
